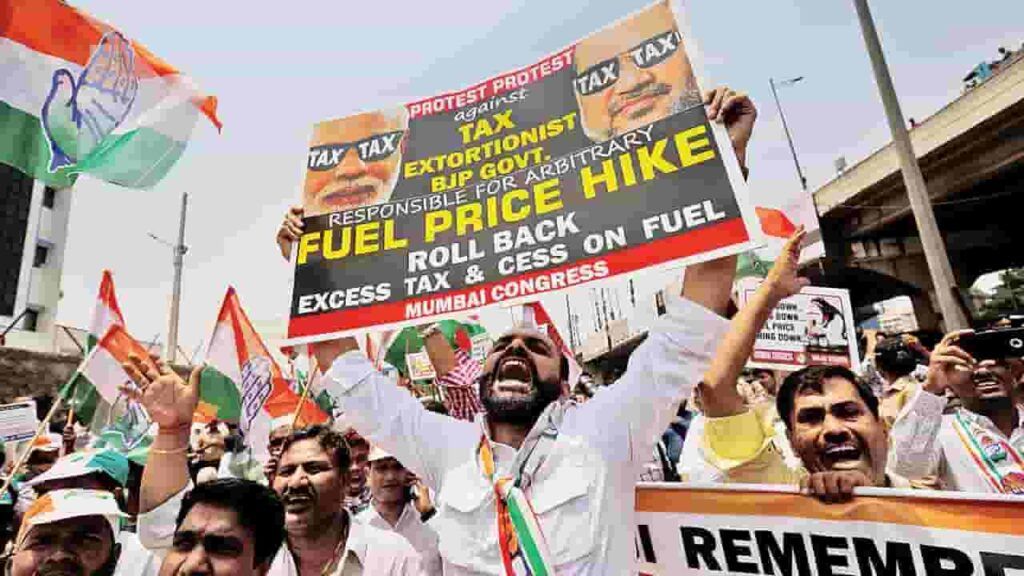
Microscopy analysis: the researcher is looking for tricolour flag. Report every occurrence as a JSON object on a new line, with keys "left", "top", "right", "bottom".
{"left": 1, "top": 0, "right": 221, "bottom": 189}
{"left": 522, "top": 301, "right": 582, "bottom": 388}
{"left": 87, "top": 270, "right": 125, "bottom": 350}
{"left": 199, "top": 288, "right": 327, "bottom": 456}
{"left": 60, "top": 325, "right": 156, "bottom": 461}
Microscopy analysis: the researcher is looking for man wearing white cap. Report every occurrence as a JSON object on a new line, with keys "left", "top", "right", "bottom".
{"left": 359, "top": 447, "right": 441, "bottom": 575}
{"left": 13, "top": 432, "right": 67, "bottom": 517}
{"left": 23, "top": 449, "right": 161, "bottom": 576}
{"left": 8, "top": 488, "right": 126, "bottom": 576}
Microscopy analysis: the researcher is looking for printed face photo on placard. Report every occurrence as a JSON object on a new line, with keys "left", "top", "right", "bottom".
{"left": 572, "top": 1, "right": 702, "bottom": 143}
{"left": 302, "top": 109, "right": 409, "bottom": 216}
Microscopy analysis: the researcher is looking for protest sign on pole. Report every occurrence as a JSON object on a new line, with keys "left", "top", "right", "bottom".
{"left": 0, "top": 401, "right": 37, "bottom": 444}
{"left": 285, "top": 0, "right": 764, "bottom": 344}
{"left": 737, "top": 278, "right": 860, "bottom": 371}
{"left": 634, "top": 483, "right": 1024, "bottom": 575}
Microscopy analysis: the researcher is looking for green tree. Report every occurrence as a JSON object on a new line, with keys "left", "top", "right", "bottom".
{"left": 977, "top": 268, "right": 1024, "bottom": 321}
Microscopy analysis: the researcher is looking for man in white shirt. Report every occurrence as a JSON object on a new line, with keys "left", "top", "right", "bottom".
{"left": 122, "top": 359, "right": 420, "bottom": 575}
{"left": 889, "top": 329, "right": 1024, "bottom": 493}
{"left": 312, "top": 276, "right": 730, "bottom": 574}
{"left": 358, "top": 447, "right": 441, "bottom": 575}
{"left": 298, "top": 85, "right": 754, "bottom": 574}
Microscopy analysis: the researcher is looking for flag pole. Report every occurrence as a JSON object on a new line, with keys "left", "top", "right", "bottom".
{"left": 0, "top": 397, "right": 64, "bottom": 497}
{"left": 290, "top": 350, "right": 318, "bottom": 430}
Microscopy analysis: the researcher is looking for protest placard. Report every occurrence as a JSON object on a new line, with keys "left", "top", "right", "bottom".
{"left": 286, "top": 0, "right": 763, "bottom": 343}
{"left": 737, "top": 278, "right": 860, "bottom": 371}
{"left": 406, "top": 351, "right": 437, "bottom": 381}
{"left": 634, "top": 483, "right": 1024, "bottom": 576}
{"left": 0, "top": 400, "right": 37, "bottom": 443}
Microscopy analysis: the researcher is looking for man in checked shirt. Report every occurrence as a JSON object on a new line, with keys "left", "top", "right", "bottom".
{"left": 418, "top": 323, "right": 484, "bottom": 422}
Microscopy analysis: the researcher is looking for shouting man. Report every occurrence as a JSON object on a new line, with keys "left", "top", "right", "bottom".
{"left": 125, "top": 360, "right": 420, "bottom": 576}
{"left": 285, "top": 84, "right": 755, "bottom": 574}
{"left": 695, "top": 230, "right": 912, "bottom": 500}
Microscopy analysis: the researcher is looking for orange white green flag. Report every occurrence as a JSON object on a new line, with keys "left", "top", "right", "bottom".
{"left": 198, "top": 288, "right": 328, "bottom": 456}
{"left": 87, "top": 270, "right": 125, "bottom": 350}
{"left": 0, "top": 0, "right": 221, "bottom": 188}
{"left": 59, "top": 324, "right": 156, "bottom": 462}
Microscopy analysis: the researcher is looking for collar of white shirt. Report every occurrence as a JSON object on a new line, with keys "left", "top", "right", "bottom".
{"left": 955, "top": 405, "right": 1024, "bottom": 443}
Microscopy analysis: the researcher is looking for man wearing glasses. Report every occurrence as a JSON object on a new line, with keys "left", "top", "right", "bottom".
{"left": 573, "top": 1, "right": 703, "bottom": 142}
{"left": 303, "top": 108, "right": 408, "bottom": 217}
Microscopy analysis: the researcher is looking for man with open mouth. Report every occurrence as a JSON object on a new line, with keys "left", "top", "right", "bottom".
{"left": 888, "top": 328, "right": 1024, "bottom": 494}
{"left": 694, "top": 229, "right": 910, "bottom": 502}
{"left": 125, "top": 358, "right": 421, "bottom": 575}
{"left": 310, "top": 247, "right": 736, "bottom": 573}
{"left": 289, "top": 79, "right": 755, "bottom": 574}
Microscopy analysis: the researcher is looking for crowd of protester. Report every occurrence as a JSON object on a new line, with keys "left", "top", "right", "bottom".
{"left": 1, "top": 87, "right": 1022, "bottom": 575}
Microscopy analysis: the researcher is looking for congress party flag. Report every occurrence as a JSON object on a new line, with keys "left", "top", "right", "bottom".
{"left": 199, "top": 288, "right": 328, "bottom": 456}
{"left": 0, "top": 0, "right": 221, "bottom": 188}
{"left": 60, "top": 325, "right": 156, "bottom": 460}
{"left": 522, "top": 301, "right": 582, "bottom": 387}
{"left": 87, "top": 270, "right": 126, "bottom": 350}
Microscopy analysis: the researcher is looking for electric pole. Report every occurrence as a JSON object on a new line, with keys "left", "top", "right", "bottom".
{"left": 167, "top": 193, "right": 188, "bottom": 362}
{"left": 851, "top": 0, "right": 968, "bottom": 330}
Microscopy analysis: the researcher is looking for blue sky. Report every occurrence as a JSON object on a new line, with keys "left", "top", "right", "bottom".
{"left": 58, "top": 0, "right": 1023, "bottom": 354}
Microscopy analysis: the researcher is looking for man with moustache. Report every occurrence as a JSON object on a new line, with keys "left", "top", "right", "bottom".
{"left": 125, "top": 357, "right": 420, "bottom": 575}
{"left": 8, "top": 489, "right": 126, "bottom": 576}
{"left": 572, "top": 1, "right": 708, "bottom": 142}
{"left": 301, "top": 108, "right": 408, "bottom": 217}
{"left": 888, "top": 329, "right": 1024, "bottom": 493}
{"left": 692, "top": 229, "right": 912, "bottom": 500}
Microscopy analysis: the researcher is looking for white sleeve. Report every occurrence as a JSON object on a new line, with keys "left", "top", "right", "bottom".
{"left": 570, "top": 293, "right": 727, "bottom": 467}
{"left": 887, "top": 386, "right": 947, "bottom": 480}
{"left": 325, "top": 352, "right": 478, "bottom": 490}
{"left": 136, "top": 486, "right": 188, "bottom": 551}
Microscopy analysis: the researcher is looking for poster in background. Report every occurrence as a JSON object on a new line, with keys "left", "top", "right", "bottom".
{"left": 406, "top": 351, "right": 437, "bottom": 381}
{"left": 633, "top": 484, "right": 1024, "bottom": 575}
{"left": 737, "top": 278, "right": 860, "bottom": 371}
{"left": 0, "top": 400, "right": 37, "bottom": 443}
{"left": 285, "top": 0, "right": 764, "bottom": 343}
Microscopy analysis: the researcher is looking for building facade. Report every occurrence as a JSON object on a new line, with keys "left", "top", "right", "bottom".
{"left": 0, "top": 164, "right": 72, "bottom": 352}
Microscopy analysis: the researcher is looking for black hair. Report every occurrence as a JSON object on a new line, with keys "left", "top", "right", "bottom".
{"left": 776, "top": 365, "right": 880, "bottom": 430}
{"left": 176, "top": 478, "right": 285, "bottom": 567}
{"left": 420, "top": 398, "right": 449, "bottom": 415}
{"left": 874, "top": 337, "right": 917, "bottom": 378}
{"left": 280, "top": 424, "right": 351, "bottom": 475}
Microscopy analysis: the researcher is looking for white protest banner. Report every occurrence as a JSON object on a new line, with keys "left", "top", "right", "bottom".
{"left": 634, "top": 483, "right": 1024, "bottom": 576}
{"left": 737, "top": 278, "right": 859, "bottom": 371}
{"left": 406, "top": 351, "right": 437, "bottom": 381}
{"left": 0, "top": 400, "right": 38, "bottom": 443}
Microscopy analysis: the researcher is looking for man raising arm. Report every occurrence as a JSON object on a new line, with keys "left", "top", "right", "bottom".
{"left": 123, "top": 355, "right": 420, "bottom": 575}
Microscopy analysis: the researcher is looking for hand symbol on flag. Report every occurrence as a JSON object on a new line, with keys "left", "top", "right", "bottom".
{"left": 41, "top": 31, "right": 139, "bottom": 172}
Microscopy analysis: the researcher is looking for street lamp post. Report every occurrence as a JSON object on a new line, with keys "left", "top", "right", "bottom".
{"left": 769, "top": 76, "right": 808, "bottom": 192}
